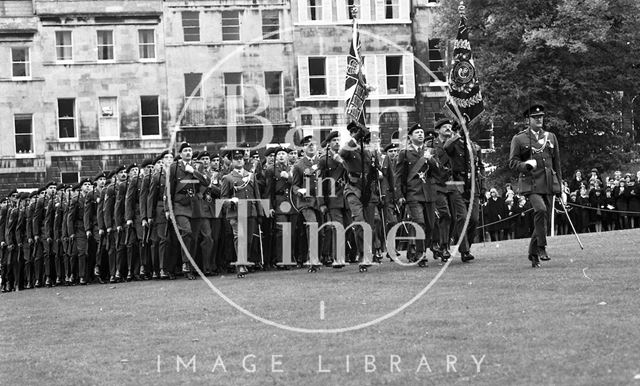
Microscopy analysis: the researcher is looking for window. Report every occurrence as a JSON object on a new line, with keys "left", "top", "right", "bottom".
{"left": 55, "top": 31, "right": 72, "bottom": 61}
{"left": 222, "top": 10, "right": 241, "bottom": 41}
{"left": 385, "top": 0, "right": 400, "bottom": 19}
{"left": 11, "top": 48, "right": 30, "bottom": 78}
{"left": 428, "top": 39, "right": 445, "bottom": 82}
{"left": 138, "top": 29, "right": 155, "bottom": 60}
{"left": 264, "top": 71, "right": 281, "bottom": 95}
{"left": 308, "top": 57, "right": 326, "bottom": 96}
{"left": 301, "top": 114, "right": 313, "bottom": 126}
{"left": 262, "top": 10, "right": 280, "bottom": 40}
{"left": 386, "top": 56, "right": 403, "bottom": 94}
{"left": 182, "top": 11, "right": 200, "bottom": 42}
{"left": 224, "top": 73, "right": 243, "bottom": 96}
{"left": 140, "top": 96, "right": 160, "bottom": 136}
{"left": 97, "top": 30, "right": 114, "bottom": 61}
{"left": 58, "top": 98, "right": 76, "bottom": 139}
{"left": 307, "top": 0, "right": 322, "bottom": 21}
{"left": 184, "top": 73, "right": 202, "bottom": 98}
{"left": 61, "top": 172, "right": 79, "bottom": 184}
{"left": 98, "top": 97, "right": 119, "bottom": 139}
{"left": 14, "top": 114, "right": 33, "bottom": 154}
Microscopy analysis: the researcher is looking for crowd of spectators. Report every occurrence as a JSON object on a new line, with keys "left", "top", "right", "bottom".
{"left": 478, "top": 169, "right": 640, "bottom": 241}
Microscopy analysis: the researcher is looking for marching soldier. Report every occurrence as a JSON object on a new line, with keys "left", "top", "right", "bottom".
{"left": 0, "top": 195, "right": 9, "bottom": 292}
{"left": 436, "top": 118, "right": 472, "bottom": 262}
{"left": 394, "top": 124, "right": 439, "bottom": 266}
{"left": 168, "top": 142, "right": 211, "bottom": 280}
{"left": 381, "top": 143, "right": 400, "bottom": 259}
{"left": 292, "top": 135, "right": 323, "bottom": 272}
{"left": 113, "top": 165, "right": 129, "bottom": 281}
{"left": 16, "top": 193, "right": 29, "bottom": 290}
{"left": 124, "top": 163, "right": 143, "bottom": 281}
{"left": 68, "top": 179, "right": 93, "bottom": 284}
{"left": 138, "top": 159, "right": 154, "bottom": 279}
{"left": 104, "top": 165, "right": 125, "bottom": 283}
{"left": 208, "top": 153, "right": 225, "bottom": 274}
{"left": 33, "top": 181, "right": 56, "bottom": 287}
{"left": 92, "top": 173, "right": 107, "bottom": 282}
{"left": 5, "top": 190, "right": 20, "bottom": 290}
{"left": 53, "top": 183, "right": 67, "bottom": 285}
{"left": 148, "top": 150, "right": 174, "bottom": 279}
{"left": 62, "top": 184, "right": 73, "bottom": 284}
{"left": 191, "top": 151, "right": 215, "bottom": 275}
{"left": 221, "top": 149, "right": 263, "bottom": 278}
{"left": 339, "top": 123, "right": 378, "bottom": 271}
{"left": 509, "top": 104, "right": 562, "bottom": 267}
{"left": 430, "top": 120, "right": 455, "bottom": 262}
{"left": 444, "top": 122, "right": 484, "bottom": 262}
{"left": 317, "top": 131, "right": 349, "bottom": 267}
{"left": 265, "top": 146, "right": 296, "bottom": 269}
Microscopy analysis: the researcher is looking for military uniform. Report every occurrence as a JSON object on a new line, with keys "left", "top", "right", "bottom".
{"left": 394, "top": 128, "right": 440, "bottom": 262}
{"left": 124, "top": 164, "right": 143, "bottom": 280}
{"left": 508, "top": 105, "right": 562, "bottom": 265}
{"left": 147, "top": 154, "right": 172, "bottom": 278}
{"left": 265, "top": 153, "right": 296, "bottom": 266}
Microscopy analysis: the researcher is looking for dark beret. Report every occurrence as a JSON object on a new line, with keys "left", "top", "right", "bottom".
{"left": 264, "top": 147, "right": 279, "bottom": 157}
{"left": 8, "top": 188, "right": 18, "bottom": 197}
{"left": 125, "top": 163, "right": 139, "bottom": 173}
{"left": 250, "top": 150, "right": 259, "bottom": 157}
{"left": 71, "top": 181, "right": 82, "bottom": 191}
{"left": 56, "top": 182, "right": 66, "bottom": 190}
{"left": 198, "top": 151, "right": 210, "bottom": 160}
{"left": 434, "top": 119, "right": 453, "bottom": 131}
{"left": 321, "top": 130, "right": 340, "bottom": 147}
{"left": 408, "top": 123, "right": 423, "bottom": 135}
{"left": 29, "top": 190, "right": 38, "bottom": 198}
{"left": 93, "top": 171, "right": 107, "bottom": 182}
{"left": 211, "top": 153, "right": 220, "bottom": 159}
{"left": 37, "top": 186, "right": 46, "bottom": 194}
{"left": 178, "top": 142, "right": 192, "bottom": 153}
{"left": 231, "top": 149, "right": 244, "bottom": 160}
{"left": 300, "top": 135, "right": 314, "bottom": 146}
{"left": 44, "top": 180, "right": 57, "bottom": 189}
{"left": 140, "top": 158, "right": 154, "bottom": 168}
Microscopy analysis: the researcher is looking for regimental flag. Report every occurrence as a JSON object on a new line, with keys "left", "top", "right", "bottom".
{"left": 443, "top": 3, "right": 484, "bottom": 126}
{"left": 344, "top": 15, "right": 368, "bottom": 128}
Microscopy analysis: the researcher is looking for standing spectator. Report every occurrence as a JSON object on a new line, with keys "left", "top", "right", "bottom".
{"left": 602, "top": 187, "right": 617, "bottom": 231}
{"left": 503, "top": 196, "right": 515, "bottom": 240}
{"left": 484, "top": 188, "right": 505, "bottom": 241}
{"left": 514, "top": 195, "right": 533, "bottom": 239}
{"left": 504, "top": 183, "right": 515, "bottom": 202}
{"left": 588, "top": 188, "right": 604, "bottom": 232}
{"left": 576, "top": 186, "right": 591, "bottom": 233}
{"left": 627, "top": 174, "right": 640, "bottom": 228}
{"left": 554, "top": 194, "right": 569, "bottom": 236}
{"left": 568, "top": 170, "right": 584, "bottom": 194}
{"left": 588, "top": 168, "right": 603, "bottom": 190}
{"left": 614, "top": 180, "right": 629, "bottom": 229}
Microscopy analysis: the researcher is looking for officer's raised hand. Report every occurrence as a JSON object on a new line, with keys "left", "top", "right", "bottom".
{"left": 524, "top": 159, "right": 537, "bottom": 170}
{"left": 397, "top": 197, "right": 406, "bottom": 207}
{"left": 184, "top": 164, "right": 195, "bottom": 174}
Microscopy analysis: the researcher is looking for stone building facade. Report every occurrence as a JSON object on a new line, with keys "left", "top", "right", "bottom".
{"left": 0, "top": 0, "right": 451, "bottom": 192}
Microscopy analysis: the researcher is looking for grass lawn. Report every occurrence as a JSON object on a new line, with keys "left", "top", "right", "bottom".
{"left": 1, "top": 228, "right": 640, "bottom": 385}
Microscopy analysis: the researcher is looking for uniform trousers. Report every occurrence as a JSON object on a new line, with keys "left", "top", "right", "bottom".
{"left": 527, "top": 193, "right": 553, "bottom": 255}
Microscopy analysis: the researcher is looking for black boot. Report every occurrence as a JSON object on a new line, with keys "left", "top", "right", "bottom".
{"left": 538, "top": 247, "right": 550, "bottom": 261}
{"left": 529, "top": 254, "right": 540, "bottom": 268}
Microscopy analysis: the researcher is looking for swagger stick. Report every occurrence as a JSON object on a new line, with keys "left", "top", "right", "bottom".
{"left": 557, "top": 196, "right": 584, "bottom": 249}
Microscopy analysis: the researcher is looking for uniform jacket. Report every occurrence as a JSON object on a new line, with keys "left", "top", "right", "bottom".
{"left": 394, "top": 144, "right": 438, "bottom": 203}
{"left": 169, "top": 160, "right": 211, "bottom": 218}
{"left": 221, "top": 167, "right": 262, "bottom": 218}
{"left": 509, "top": 129, "right": 562, "bottom": 195}
{"left": 5, "top": 206, "right": 18, "bottom": 247}
{"left": 148, "top": 169, "right": 168, "bottom": 224}
{"left": 0, "top": 206, "right": 7, "bottom": 245}
{"left": 264, "top": 162, "right": 295, "bottom": 215}
{"left": 32, "top": 195, "right": 45, "bottom": 238}
{"left": 114, "top": 180, "right": 127, "bottom": 228}
{"left": 103, "top": 183, "right": 116, "bottom": 231}
{"left": 317, "top": 151, "right": 346, "bottom": 209}
{"left": 292, "top": 155, "right": 318, "bottom": 210}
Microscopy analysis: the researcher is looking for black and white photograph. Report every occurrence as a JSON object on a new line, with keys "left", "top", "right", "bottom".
{"left": 1, "top": 0, "right": 639, "bottom": 384}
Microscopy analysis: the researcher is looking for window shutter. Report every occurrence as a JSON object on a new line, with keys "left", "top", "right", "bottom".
{"left": 374, "top": 0, "right": 385, "bottom": 21}
{"left": 376, "top": 55, "right": 387, "bottom": 96}
{"left": 298, "top": 56, "right": 310, "bottom": 97}
{"left": 360, "top": 0, "right": 371, "bottom": 21}
{"left": 361, "top": 55, "right": 376, "bottom": 97}
{"left": 399, "top": 0, "right": 410, "bottom": 20}
{"left": 322, "top": 0, "right": 332, "bottom": 21}
{"left": 326, "top": 55, "right": 341, "bottom": 97}
{"left": 336, "top": 0, "right": 347, "bottom": 21}
{"left": 403, "top": 53, "right": 415, "bottom": 95}
{"left": 298, "top": 0, "right": 308, "bottom": 22}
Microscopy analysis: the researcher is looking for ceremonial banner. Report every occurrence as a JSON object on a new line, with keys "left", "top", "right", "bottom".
{"left": 443, "top": 3, "right": 484, "bottom": 126}
{"left": 344, "top": 13, "right": 368, "bottom": 127}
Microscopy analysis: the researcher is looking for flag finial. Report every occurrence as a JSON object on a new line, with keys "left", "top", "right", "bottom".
{"left": 350, "top": 5, "right": 359, "bottom": 19}
{"left": 458, "top": 1, "right": 466, "bottom": 17}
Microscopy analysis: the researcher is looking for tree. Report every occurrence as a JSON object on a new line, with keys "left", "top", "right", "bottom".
{"left": 432, "top": 0, "right": 640, "bottom": 184}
